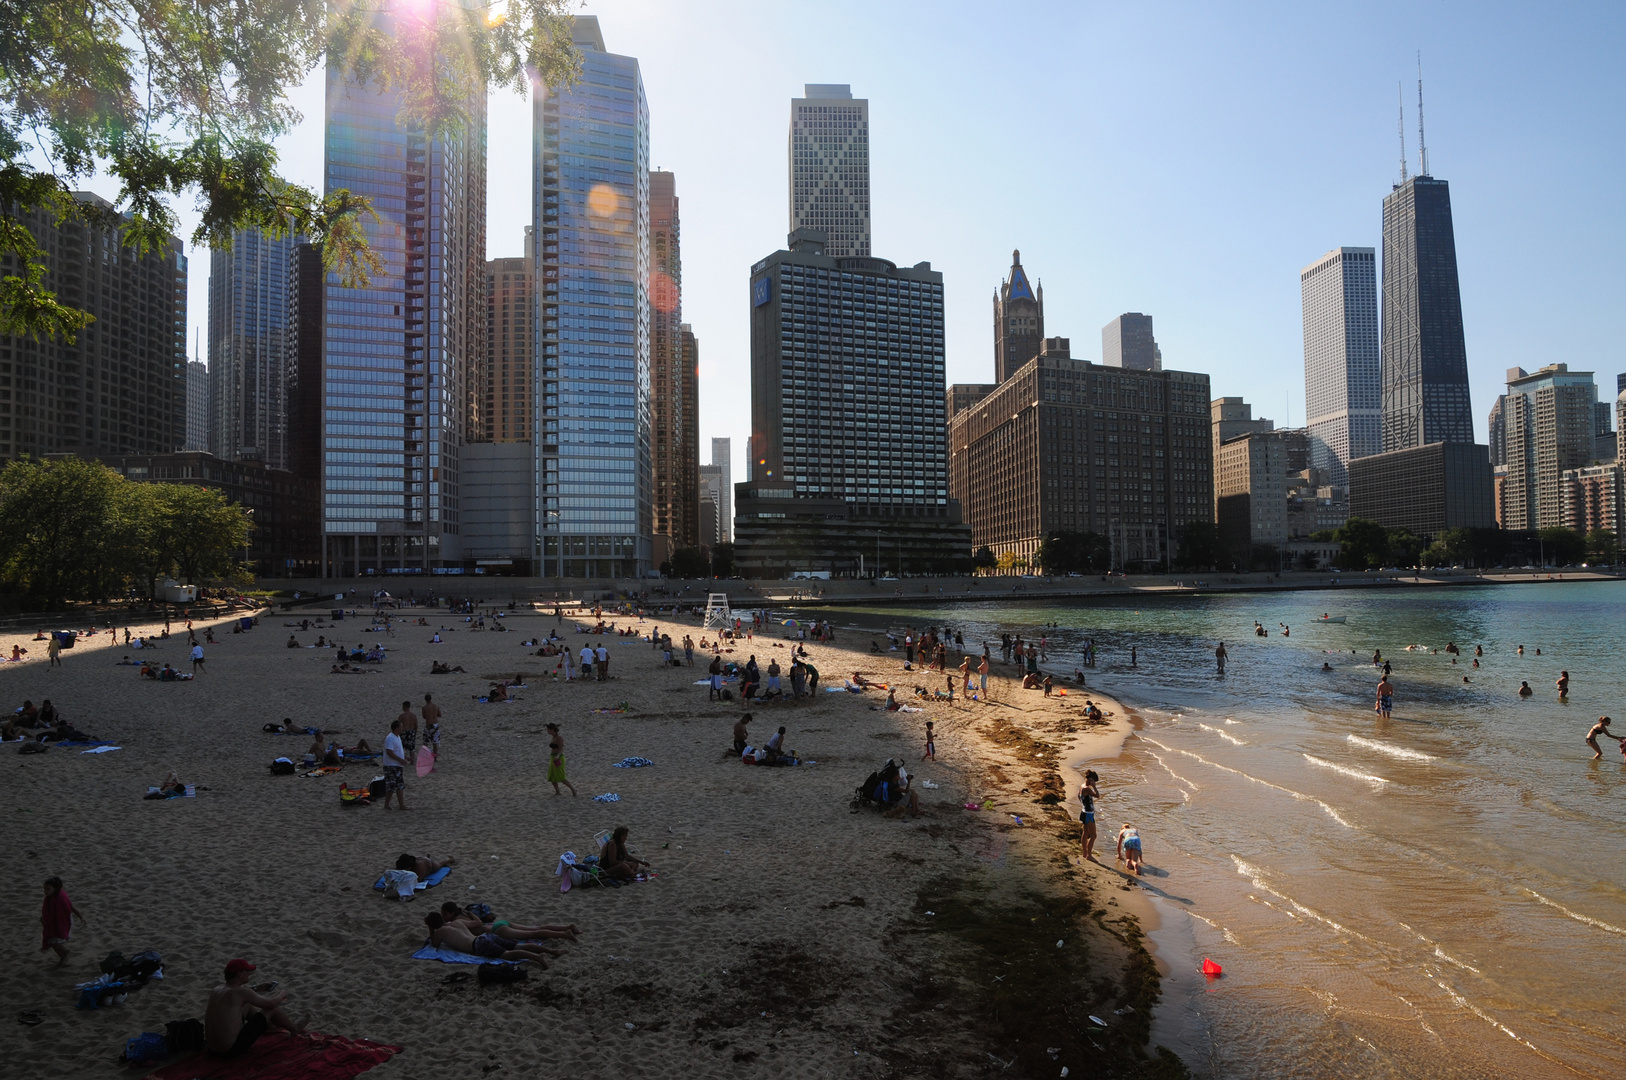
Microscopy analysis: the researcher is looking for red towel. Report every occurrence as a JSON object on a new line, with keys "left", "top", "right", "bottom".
{"left": 40, "top": 889, "right": 73, "bottom": 950}
{"left": 143, "top": 1031, "right": 400, "bottom": 1080}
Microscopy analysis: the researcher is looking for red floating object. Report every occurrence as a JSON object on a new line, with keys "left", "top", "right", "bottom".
{"left": 1201, "top": 958, "right": 1223, "bottom": 977}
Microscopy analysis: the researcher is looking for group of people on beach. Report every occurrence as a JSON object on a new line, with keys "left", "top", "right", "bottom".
{"left": 1077, "top": 770, "right": 1143, "bottom": 875}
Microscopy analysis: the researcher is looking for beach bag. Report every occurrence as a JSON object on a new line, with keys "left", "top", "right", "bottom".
{"left": 121, "top": 1033, "right": 167, "bottom": 1064}
{"left": 270, "top": 759, "right": 295, "bottom": 775}
{"left": 165, "top": 1018, "right": 205, "bottom": 1053}
{"left": 128, "top": 951, "right": 163, "bottom": 984}
{"left": 369, "top": 778, "right": 387, "bottom": 799}
{"left": 100, "top": 952, "right": 128, "bottom": 976}
{"left": 477, "top": 963, "right": 528, "bottom": 986}
{"left": 720, "top": 688, "right": 733, "bottom": 701}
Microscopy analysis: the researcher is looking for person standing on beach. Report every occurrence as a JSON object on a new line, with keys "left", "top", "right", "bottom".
{"left": 396, "top": 701, "right": 420, "bottom": 764}
{"left": 190, "top": 641, "right": 205, "bottom": 675}
{"left": 40, "top": 876, "right": 85, "bottom": 966}
{"left": 578, "top": 643, "right": 594, "bottom": 683}
{"left": 1376, "top": 676, "right": 1394, "bottom": 719}
{"left": 422, "top": 694, "right": 442, "bottom": 759}
{"left": 46, "top": 635, "right": 61, "bottom": 667}
{"left": 978, "top": 653, "right": 990, "bottom": 697}
{"left": 383, "top": 720, "right": 409, "bottom": 810}
{"left": 545, "top": 723, "right": 576, "bottom": 796}
{"left": 1079, "top": 770, "right": 1101, "bottom": 862}
{"left": 595, "top": 643, "right": 609, "bottom": 681}
{"left": 922, "top": 720, "right": 935, "bottom": 761}
{"left": 1215, "top": 641, "right": 1227, "bottom": 675}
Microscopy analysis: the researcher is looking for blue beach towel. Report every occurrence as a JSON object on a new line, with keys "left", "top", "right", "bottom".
{"left": 611, "top": 757, "right": 654, "bottom": 768}
{"left": 411, "top": 939, "right": 520, "bottom": 965}
{"left": 373, "top": 865, "right": 452, "bottom": 892}
{"left": 592, "top": 793, "right": 621, "bottom": 802}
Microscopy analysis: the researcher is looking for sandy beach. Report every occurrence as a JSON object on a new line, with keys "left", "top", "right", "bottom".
{"left": 0, "top": 602, "right": 1180, "bottom": 1079}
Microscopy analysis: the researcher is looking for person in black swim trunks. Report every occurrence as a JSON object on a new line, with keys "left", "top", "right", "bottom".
{"left": 424, "top": 913, "right": 559, "bottom": 965}
{"left": 1079, "top": 769, "right": 1101, "bottom": 862}
{"left": 204, "top": 959, "right": 307, "bottom": 1057}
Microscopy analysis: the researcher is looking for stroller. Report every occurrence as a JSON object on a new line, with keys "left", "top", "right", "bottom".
{"left": 851, "top": 759, "right": 906, "bottom": 813}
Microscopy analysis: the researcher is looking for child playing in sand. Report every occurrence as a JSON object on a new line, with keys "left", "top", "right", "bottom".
{"left": 40, "top": 877, "right": 85, "bottom": 965}
{"left": 922, "top": 720, "right": 935, "bottom": 761}
{"left": 1116, "top": 825, "right": 1144, "bottom": 875}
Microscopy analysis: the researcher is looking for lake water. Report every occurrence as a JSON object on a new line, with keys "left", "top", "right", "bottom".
{"left": 799, "top": 582, "right": 1626, "bottom": 1079}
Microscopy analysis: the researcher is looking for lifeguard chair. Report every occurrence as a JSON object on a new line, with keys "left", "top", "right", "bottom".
{"left": 702, "top": 593, "right": 731, "bottom": 630}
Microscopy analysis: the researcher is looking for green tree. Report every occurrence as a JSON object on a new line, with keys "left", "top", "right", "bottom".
{"left": 1, "top": 0, "right": 581, "bottom": 341}
{"left": 1584, "top": 528, "right": 1617, "bottom": 562}
{"left": 1177, "top": 520, "right": 1223, "bottom": 570}
{"left": 153, "top": 484, "right": 254, "bottom": 582}
{"left": 710, "top": 542, "right": 736, "bottom": 578}
{"left": 669, "top": 547, "right": 709, "bottom": 578}
{"left": 1536, "top": 526, "right": 1586, "bottom": 566}
{"left": 0, "top": 457, "right": 123, "bottom": 606}
{"left": 973, "top": 545, "right": 997, "bottom": 571}
{"left": 1385, "top": 528, "right": 1424, "bottom": 568}
{"left": 1334, "top": 517, "right": 1389, "bottom": 569}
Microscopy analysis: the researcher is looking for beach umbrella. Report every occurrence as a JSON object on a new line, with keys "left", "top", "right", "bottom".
{"left": 781, "top": 619, "right": 799, "bottom": 628}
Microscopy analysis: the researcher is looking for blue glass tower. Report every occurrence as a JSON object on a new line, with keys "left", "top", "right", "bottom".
{"left": 318, "top": 0, "right": 486, "bottom": 577}
{"left": 532, "top": 16, "right": 651, "bottom": 577}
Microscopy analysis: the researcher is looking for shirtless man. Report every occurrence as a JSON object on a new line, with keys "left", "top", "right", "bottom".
{"left": 204, "top": 959, "right": 306, "bottom": 1058}
{"left": 1215, "top": 641, "right": 1227, "bottom": 674}
{"left": 423, "top": 913, "right": 559, "bottom": 965}
{"left": 1375, "top": 675, "right": 1394, "bottom": 719}
{"left": 437, "top": 902, "right": 577, "bottom": 941}
{"left": 395, "top": 853, "right": 455, "bottom": 879}
{"left": 1586, "top": 716, "right": 1622, "bottom": 760}
{"left": 732, "top": 713, "right": 752, "bottom": 754}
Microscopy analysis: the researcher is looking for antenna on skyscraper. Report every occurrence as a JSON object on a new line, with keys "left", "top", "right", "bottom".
{"left": 1397, "top": 83, "right": 1409, "bottom": 184}
{"left": 1416, "top": 52, "right": 1429, "bottom": 177}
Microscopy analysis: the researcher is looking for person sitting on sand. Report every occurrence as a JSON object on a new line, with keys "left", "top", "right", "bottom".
{"left": 396, "top": 853, "right": 455, "bottom": 880}
{"left": 423, "top": 913, "right": 560, "bottom": 965}
{"left": 286, "top": 635, "right": 300, "bottom": 649}
{"left": 599, "top": 826, "right": 652, "bottom": 880}
{"left": 204, "top": 958, "right": 307, "bottom": 1058}
{"left": 875, "top": 760, "right": 921, "bottom": 818}
{"left": 437, "top": 902, "right": 577, "bottom": 941}
{"left": 733, "top": 713, "right": 752, "bottom": 754}
{"left": 9, "top": 644, "right": 26, "bottom": 661}
{"left": 1116, "top": 824, "right": 1144, "bottom": 875}
{"left": 884, "top": 688, "right": 899, "bottom": 711}
{"left": 763, "top": 725, "right": 790, "bottom": 764}
{"left": 486, "top": 683, "right": 508, "bottom": 703}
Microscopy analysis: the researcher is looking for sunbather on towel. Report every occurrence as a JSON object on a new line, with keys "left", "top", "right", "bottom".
{"left": 423, "top": 913, "right": 560, "bottom": 964}
{"left": 204, "top": 958, "right": 307, "bottom": 1058}
{"left": 396, "top": 853, "right": 456, "bottom": 879}
{"left": 437, "top": 903, "right": 578, "bottom": 941}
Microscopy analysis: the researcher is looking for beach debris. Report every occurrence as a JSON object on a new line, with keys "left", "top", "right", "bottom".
{"left": 1056, "top": 940, "right": 1065, "bottom": 948}
{"left": 1088, "top": 1015, "right": 1107, "bottom": 1027}
{"left": 920, "top": 779, "right": 939, "bottom": 789}
{"left": 1061, "top": 1068, "right": 1069, "bottom": 1077}
{"left": 963, "top": 802, "right": 981, "bottom": 811}
{"left": 1012, "top": 815, "right": 1024, "bottom": 825}
{"left": 1113, "top": 1005, "right": 1135, "bottom": 1015}
{"left": 1202, "top": 957, "right": 1224, "bottom": 977}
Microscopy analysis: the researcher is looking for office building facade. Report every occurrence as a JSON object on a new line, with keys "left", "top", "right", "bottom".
{"left": 1379, "top": 176, "right": 1474, "bottom": 451}
{"left": 1215, "top": 430, "right": 1288, "bottom": 555}
{"left": 209, "top": 228, "right": 296, "bottom": 469}
{"left": 317, "top": 0, "right": 485, "bottom": 578}
{"left": 738, "top": 229, "right": 967, "bottom": 575}
{"left": 1349, "top": 442, "right": 1494, "bottom": 536}
{"left": 1501, "top": 364, "right": 1599, "bottom": 531}
{"left": 185, "top": 360, "right": 211, "bottom": 452}
{"left": 1560, "top": 464, "right": 1621, "bottom": 537}
{"left": 709, "top": 436, "right": 732, "bottom": 545}
{"left": 1102, "top": 313, "right": 1161, "bottom": 372}
{"left": 698, "top": 462, "right": 724, "bottom": 553}
{"left": 0, "top": 192, "right": 186, "bottom": 462}
{"left": 484, "top": 229, "right": 534, "bottom": 444}
{"left": 1301, "top": 246, "right": 1379, "bottom": 486}
{"left": 650, "top": 171, "right": 698, "bottom": 561}
{"left": 788, "top": 85, "right": 870, "bottom": 259}
{"left": 532, "top": 16, "right": 651, "bottom": 578}
{"left": 950, "top": 340, "right": 1212, "bottom": 568}
{"left": 993, "top": 250, "right": 1043, "bottom": 383}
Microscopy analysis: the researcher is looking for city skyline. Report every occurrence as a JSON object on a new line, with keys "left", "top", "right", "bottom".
{"left": 62, "top": 2, "right": 1626, "bottom": 493}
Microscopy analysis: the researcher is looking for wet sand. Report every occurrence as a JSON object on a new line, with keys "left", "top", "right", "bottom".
{"left": 0, "top": 604, "right": 1178, "bottom": 1078}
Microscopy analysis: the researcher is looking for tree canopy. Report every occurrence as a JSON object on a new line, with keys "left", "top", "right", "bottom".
{"left": 0, "top": 457, "right": 251, "bottom": 607}
{"left": 1, "top": 0, "right": 581, "bottom": 340}
{"left": 1035, "top": 530, "right": 1112, "bottom": 575}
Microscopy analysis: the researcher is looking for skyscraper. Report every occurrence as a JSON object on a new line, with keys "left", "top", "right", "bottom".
{"left": 1501, "top": 364, "right": 1598, "bottom": 531}
{"left": 1301, "top": 247, "right": 1380, "bottom": 487}
{"left": 209, "top": 228, "right": 296, "bottom": 468}
{"left": 1380, "top": 176, "right": 1474, "bottom": 450}
{"left": 185, "top": 359, "right": 211, "bottom": 452}
{"left": 484, "top": 229, "right": 534, "bottom": 444}
{"left": 533, "top": 15, "right": 650, "bottom": 577}
{"left": 710, "top": 436, "right": 732, "bottom": 545}
{"left": 788, "top": 85, "right": 870, "bottom": 258}
{"left": 650, "top": 170, "right": 698, "bottom": 560}
{"left": 992, "top": 250, "right": 1042, "bottom": 383}
{"left": 737, "top": 229, "right": 967, "bottom": 574}
{"left": 318, "top": 0, "right": 486, "bottom": 577}
{"left": 1101, "top": 314, "right": 1161, "bottom": 372}
{"left": 0, "top": 192, "right": 187, "bottom": 462}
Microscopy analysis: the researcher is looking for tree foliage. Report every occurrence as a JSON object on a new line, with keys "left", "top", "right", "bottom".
{"left": 668, "top": 547, "right": 709, "bottom": 579}
{"left": 1176, "top": 520, "right": 1224, "bottom": 570}
{"left": 0, "top": 458, "right": 251, "bottom": 607}
{"left": 710, "top": 542, "right": 736, "bottom": 578}
{"left": 972, "top": 545, "right": 997, "bottom": 570}
{"left": 1, "top": 0, "right": 581, "bottom": 339}
{"left": 1536, "top": 526, "right": 1586, "bottom": 566}
{"left": 1035, "top": 530, "right": 1112, "bottom": 574}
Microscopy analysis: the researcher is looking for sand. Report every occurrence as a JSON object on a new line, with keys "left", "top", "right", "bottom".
{"left": 0, "top": 602, "right": 1174, "bottom": 1078}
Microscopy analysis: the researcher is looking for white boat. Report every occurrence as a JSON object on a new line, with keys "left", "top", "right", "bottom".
{"left": 1313, "top": 615, "right": 1346, "bottom": 624}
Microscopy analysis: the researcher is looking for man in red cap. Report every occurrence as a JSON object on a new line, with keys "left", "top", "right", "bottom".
{"left": 204, "top": 958, "right": 307, "bottom": 1057}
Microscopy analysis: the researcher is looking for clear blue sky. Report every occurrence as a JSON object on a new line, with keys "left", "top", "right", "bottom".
{"left": 157, "top": 1, "right": 1625, "bottom": 485}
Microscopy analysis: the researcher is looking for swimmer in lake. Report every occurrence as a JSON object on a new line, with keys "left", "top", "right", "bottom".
{"left": 1556, "top": 671, "right": 1569, "bottom": 699}
{"left": 1518, "top": 681, "right": 1533, "bottom": 697}
{"left": 1322, "top": 662, "right": 1333, "bottom": 672}
{"left": 1586, "top": 716, "right": 1621, "bottom": 760}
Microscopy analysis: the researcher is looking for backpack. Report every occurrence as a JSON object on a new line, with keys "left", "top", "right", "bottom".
{"left": 122, "top": 1033, "right": 168, "bottom": 1064}
{"left": 476, "top": 962, "right": 528, "bottom": 986}
{"left": 270, "top": 759, "right": 295, "bottom": 775}
{"left": 165, "top": 1018, "right": 206, "bottom": 1053}
{"left": 128, "top": 951, "right": 163, "bottom": 984}
{"left": 720, "top": 688, "right": 733, "bottom": 701}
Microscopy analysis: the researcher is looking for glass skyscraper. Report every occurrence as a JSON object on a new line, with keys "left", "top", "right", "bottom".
{"left": 1301, "top": 246, "right": 1379, "bottom": 487}
{"left": 532, "top": 16, "right": 651, "bottom": 578}
{"left": 209, "top": 228, "right": 295, "bottom": 469}
{"left": 1380, "top": 176, "right": 1474, "bottom": 451}
{"left": 318, "top": 0, "right": 486, "bottom": 577}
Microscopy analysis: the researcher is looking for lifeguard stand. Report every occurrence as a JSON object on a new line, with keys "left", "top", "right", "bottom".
{"left": 702, "top": 593, "right": 731, "bottom": 630}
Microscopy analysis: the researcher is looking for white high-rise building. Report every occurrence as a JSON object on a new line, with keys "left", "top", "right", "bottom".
{"left": 711, "top": 437, "right": 732, "bottom": 544}
{"left": 1302, "top": 246, "right": 1380, "bottom": 487}
{"left": 788, "top": 84, "right": 869, "bottom": 258}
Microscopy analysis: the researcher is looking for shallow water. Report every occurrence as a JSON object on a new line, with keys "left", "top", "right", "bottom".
{"left": 800, "top": 582, "right": 1626, "bottom": 1079}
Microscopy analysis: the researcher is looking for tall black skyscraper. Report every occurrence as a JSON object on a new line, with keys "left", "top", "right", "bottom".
{"left": 1380, "top": 175, "right": 1474, "bottom": 451}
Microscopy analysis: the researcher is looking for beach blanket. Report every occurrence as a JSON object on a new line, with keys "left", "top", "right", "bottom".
{"left": 299, "top": 766, "right": 343, "bottom": 778}
{"left": 611, "top": 757, "right": 654, "bottom": 768}
{"left": 592, "top": 793, "right": 621, "bottom": 802}
{"left": 141, "top": 1030, "right": 400, "bottom": 1080}
{"left": 80, "top": 745, "right": 121, "bottom": 754}
{"left": 56, "top": 740, "right": 115, "bottom": 748}
{"left": 372, "top": 866, "right": 451, "bottom": 896}
{"left": 145, "top": 785, "right": 195, "bottom": 800}
{"left": 410, "top": 940, "right": 520, "bottom": 966}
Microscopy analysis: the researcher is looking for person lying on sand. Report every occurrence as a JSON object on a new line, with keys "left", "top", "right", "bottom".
{"left": 204, "top": 958, "right": 307, "bottom": 1058}
{"left": 437, "top": 903, "right": 577, "bottom": 941}
{"left": 423, "top": 913, "right": 559, "bottom": 964}
{"left": 396, "top": 854, "right": 455, "bottom": 879}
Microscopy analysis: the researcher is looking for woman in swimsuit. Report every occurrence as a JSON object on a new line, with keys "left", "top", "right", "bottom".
{"left": 1079, "top": 769, "right": 1101, "bottom": 862}
{"left": 600, "top": 826, "right": 651, "bottom": 880}
{"left": 545, "top": 723, "right": 576, "bottom": 796}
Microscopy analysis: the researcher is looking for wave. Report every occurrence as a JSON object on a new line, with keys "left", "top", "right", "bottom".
{"left": 1231, "top": 856, "right": 1376, "bottom": 942}
{"left": 1145, "top": 751, "right": 1197, "bottom": 801}
{"left": 1526, "top": 890, "right": 1626, "bottom": 936}
{"left": 1346, "top": 733, "right": 1436, "bottom": 762}
{"left": 1139, "top": 736, "right": 1355, "bottom": 828}
{"left": 1198, "top": 722, "right": 1246, "bottom": 746}
{"left": 1304, "top": 754, "right": 1391, "bottom": 787}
